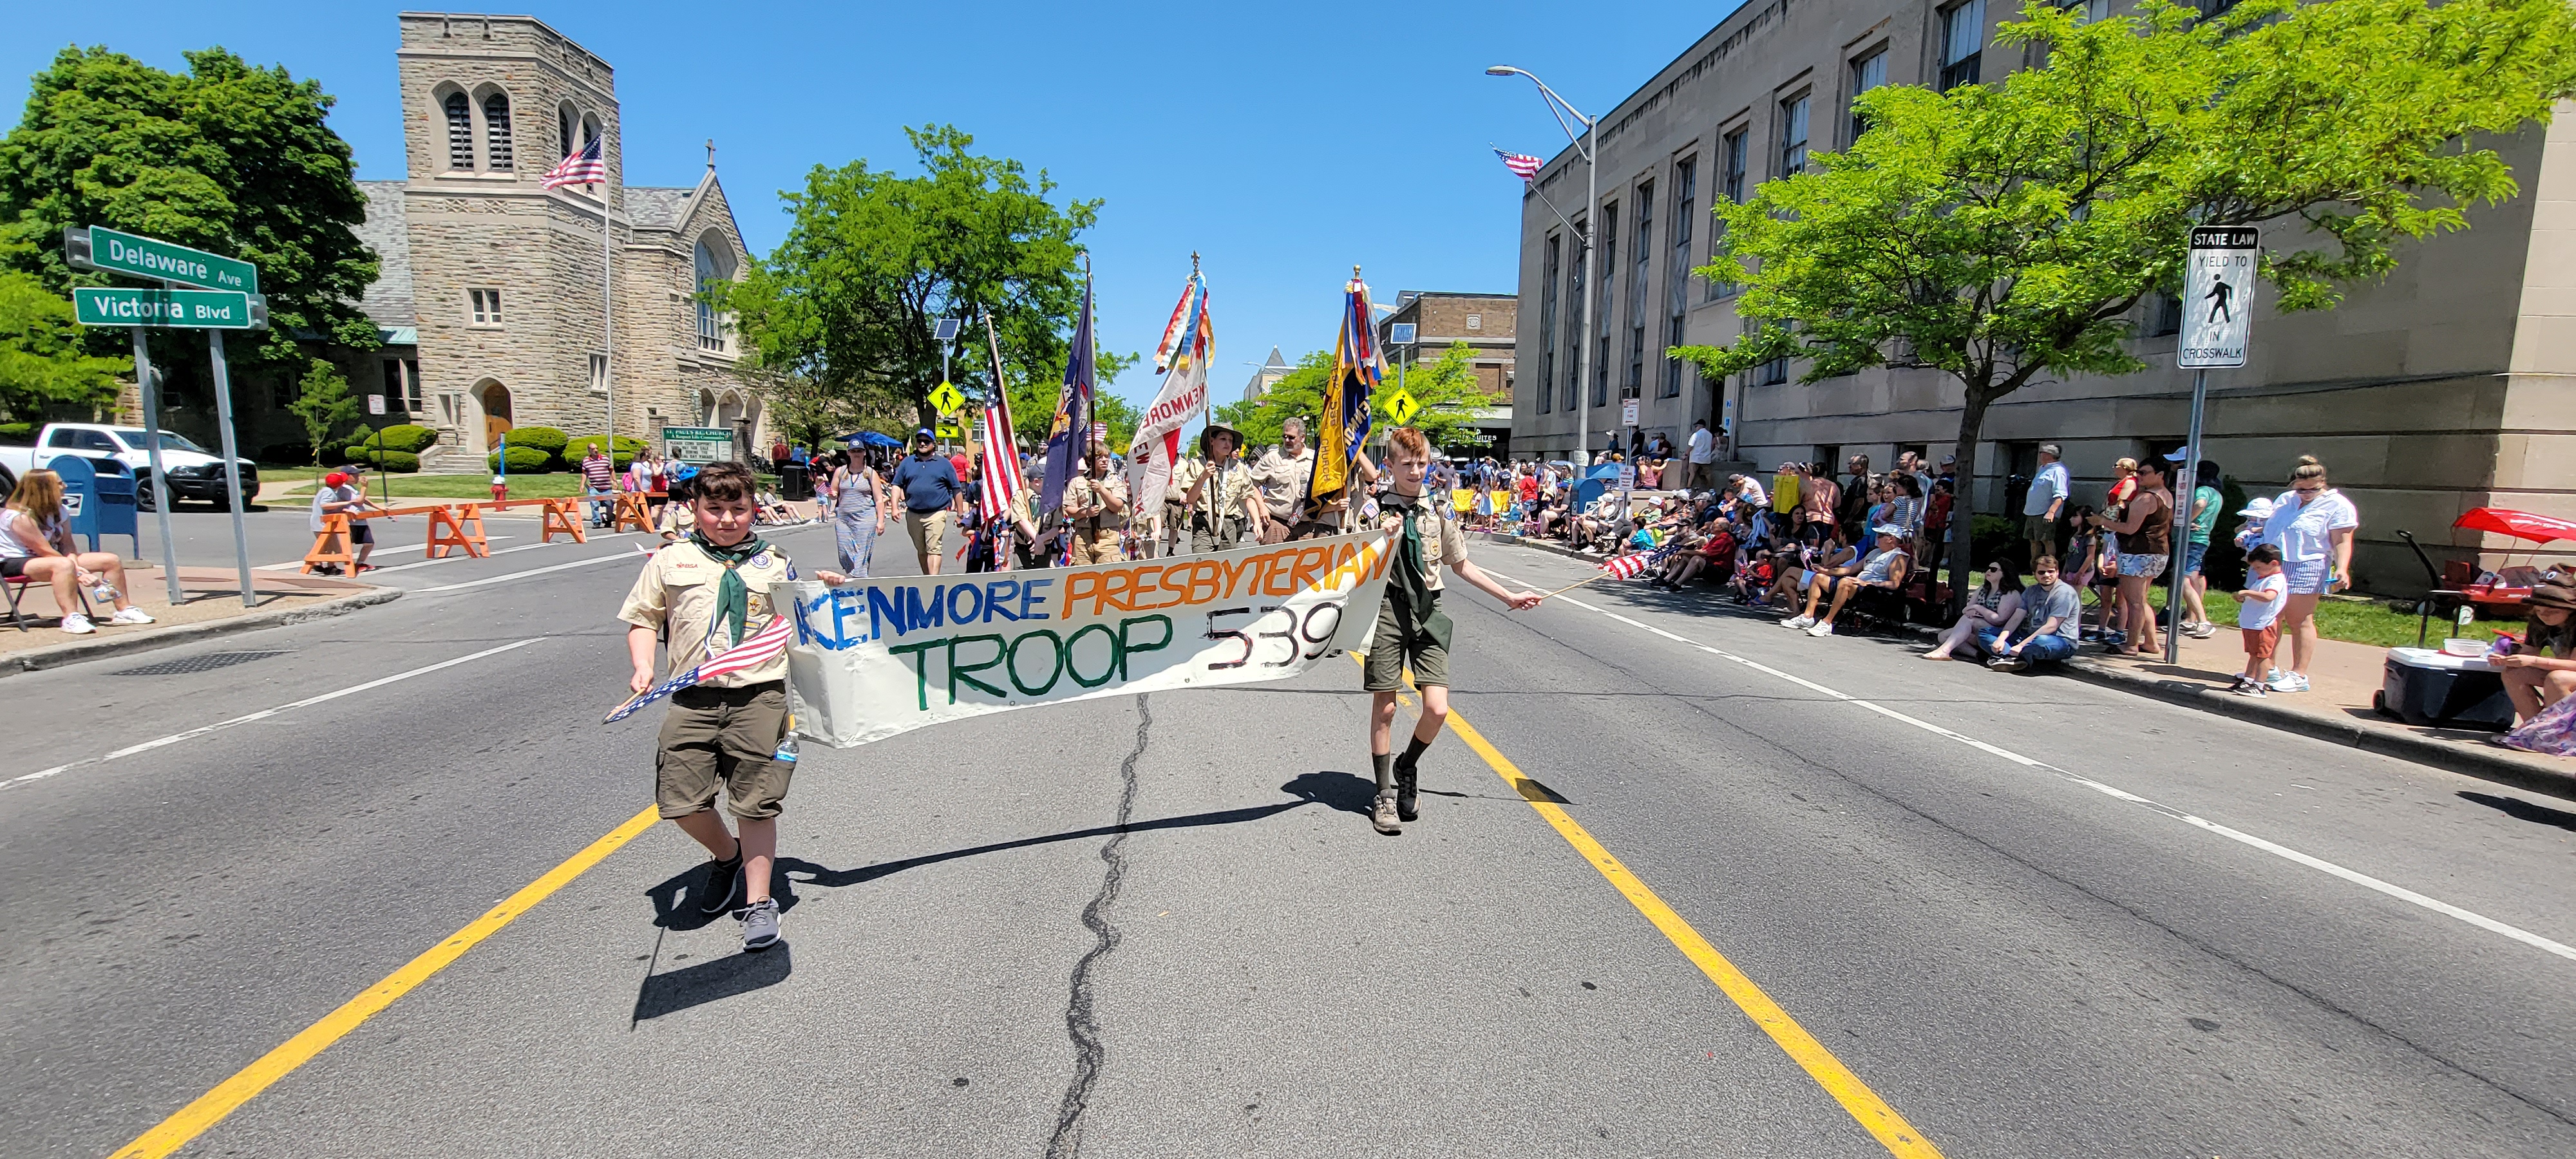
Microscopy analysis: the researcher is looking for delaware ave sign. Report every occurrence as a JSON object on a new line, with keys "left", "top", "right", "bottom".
{"left": 779, "top": 531, "right": 1394, "bottom": 747}
{"left": 66, "top": 226, "right": 260, "bottom": 294}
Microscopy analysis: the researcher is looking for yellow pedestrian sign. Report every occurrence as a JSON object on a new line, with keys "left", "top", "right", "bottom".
{"left": 928, "top": 380, "right": 967, "bottom": 415}
{"left": 1387, "top": 388, "right": 1421, "bottom": 425}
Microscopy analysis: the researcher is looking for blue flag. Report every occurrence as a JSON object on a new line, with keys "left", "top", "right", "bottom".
{"left": 1041, "top": 274, "right": 1096, "bottom": 514}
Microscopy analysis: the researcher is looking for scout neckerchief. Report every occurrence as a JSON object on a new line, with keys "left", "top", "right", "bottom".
{"left": 689, "top": 530, "right": 772, "bottom": 645}
{"left": 1385, "top": 491, "right": 1435, "bottom": 612}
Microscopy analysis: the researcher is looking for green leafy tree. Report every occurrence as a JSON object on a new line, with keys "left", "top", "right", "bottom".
{"left": 0, "top": 46, "right": 381, "bottom": 378}
{"left": 1679, "top": 0, "right": 2576, "bottom": 605}
{"left": 286, "top": 358, "right": 357, "bottom": 464}
{"left": 715, "top": 125, "right": 1121, "bottom": 433}
{"left": 0, "top": 265, "right": 124, "bottom": 419}
{"left": 1229, "top": 341, "right": 1497, "bottom": 455}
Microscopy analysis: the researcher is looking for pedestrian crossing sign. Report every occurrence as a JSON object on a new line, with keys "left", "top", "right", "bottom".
{"left": 928, "top": 381, "right": 967, "bottom": 415}
{"left": 1387, "top": 388, "right": 1421, "bottom": 425}
{"left": 936, "top": 424, "right": 961, "bottom": 440}
{"left": 2179, "top": 226, "right": 2258, "bottom": 370}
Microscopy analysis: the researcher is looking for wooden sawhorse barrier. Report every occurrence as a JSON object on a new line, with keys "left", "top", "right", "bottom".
{"left": 539, "top": 498, "right": 588, "bottom": 545}
{"left": 424, "top": 503, "right": 489, "bottom": 558}
{"left": 612, "top": 491, "right": 658, "bottom": 535}
{"left": 300, "top": 513, "right": 357, "bottom": 574}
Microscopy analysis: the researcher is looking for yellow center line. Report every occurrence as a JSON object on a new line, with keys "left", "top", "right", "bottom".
{"left": 1389, "top": 668, "right": 1941, "bottom": 1157}
{"left": 111, "top": 805, "right": 662, "bottom": 1159}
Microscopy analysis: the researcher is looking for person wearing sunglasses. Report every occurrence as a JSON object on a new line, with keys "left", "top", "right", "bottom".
{"left": 2257, "top": 455, "right": 2359, "bottom": 693}
{"left": 1926, "top": 561, "right": 2025, "bottom": 661}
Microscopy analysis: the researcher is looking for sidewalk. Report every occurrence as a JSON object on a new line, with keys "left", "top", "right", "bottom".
{"left": 1, "top": 565, "right": 397, "bottom": 672}
{"left": 1477, "top": 531, "right": 2576, "bottom": 801}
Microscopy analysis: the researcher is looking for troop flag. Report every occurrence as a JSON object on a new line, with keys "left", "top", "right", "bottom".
{"left": 1132, "top": 265, "right": 1212, "bottom": 510}
{"left": 1598, "top": 542, "right": 1679, "bottom": 581}
{"left": 603, "top": 613, "right": 797, "bottom": 724}
{"left": 1308, "top": 270, "right": 1383, "bottom": 508}
{"left": 1041, "top": 270, "right": 1097, "bottom": 514}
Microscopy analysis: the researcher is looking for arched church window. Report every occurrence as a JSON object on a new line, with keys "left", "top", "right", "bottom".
{"left": 696, "top": 240, "right": 729, "bottom": 352}
{"left": 483, "top": 93, "right": 513, "bottom": 170}
{"left": 443, "top": 92, "right": 473, "bottom": 170}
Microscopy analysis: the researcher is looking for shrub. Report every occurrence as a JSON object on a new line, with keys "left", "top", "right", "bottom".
{"left": 501, "top": 426, "right": 569, "bottom": 465}
{"left": 488, "top": 446, "right": 552, "bottom": 474}
{"left": 355, "top": 448, "right": 421, "bottom": 473}
{"left": 564, "top": 433, "right": 646, "bottom": 470}
{"left": 357, "top": 424, "right": 440, "bottom": 454}
{"left": 0, "top": 422, "right": 31, "bottom": 441}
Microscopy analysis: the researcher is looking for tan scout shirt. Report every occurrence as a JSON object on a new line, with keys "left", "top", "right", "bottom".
{"left": 618, "top": 540, "right": 797, "bottom": 686}
{"left": 1372, "top": 495, "right": 1470, "bottom": 592}
{"left": 1252, "top": 445, "right": 1316, "bottom": 520}
{"left": 1200, "top": 459, "right": 1257, "bottom": 522}
{"left": 1166, "top": 458, "right": 1204, "bottom": 510}
{"left": 1065, "top": 475, "right": 1129, "bottom": 531}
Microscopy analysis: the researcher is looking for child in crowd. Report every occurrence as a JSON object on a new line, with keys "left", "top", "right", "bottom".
{"left": 2233, "top": 544, "right": 2287, "bottom": 697}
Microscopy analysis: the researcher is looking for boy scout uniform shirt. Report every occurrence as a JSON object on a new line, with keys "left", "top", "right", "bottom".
{"left": 1204, "top": 460, "right": 1256, "bottom": 521}
{"left": 618, "top": 540, "right": 797, "bottom": 685}
{"left": 1066, "top": 476, "right": 1129, "bottom": 530}
{"left": 1167, "top": 458, "right": 1204, "bottom": 511}
{"left": 1372, "top": 493, "right": 1470, "bottom": 591}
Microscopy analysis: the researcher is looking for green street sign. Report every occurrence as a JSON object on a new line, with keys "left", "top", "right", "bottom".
{"left": 67, "top": 226, "right": 260, "bottom": 294}
{"left": 73, "top": 287, "right": 267, "bottom": 330}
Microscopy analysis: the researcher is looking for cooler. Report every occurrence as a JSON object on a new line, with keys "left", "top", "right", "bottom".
{"left": 2376, "top": 647, "right": 2513, "bottom": 731}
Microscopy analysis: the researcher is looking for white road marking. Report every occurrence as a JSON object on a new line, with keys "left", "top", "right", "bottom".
{"left": 1484, "top": 559, "right": 2576, "bottom": 965}
{"left": 1, "top": 638, "right": 547, "bottom": 792}
{"left": 413, "top": 552, "right": 643, "bottom": 592}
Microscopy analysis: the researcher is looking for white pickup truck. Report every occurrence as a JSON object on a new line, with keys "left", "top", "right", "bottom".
{"left": 0, "top": 422, "right": 258, "bottom": 511}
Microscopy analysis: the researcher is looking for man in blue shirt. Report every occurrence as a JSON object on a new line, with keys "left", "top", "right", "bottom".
{"left": 889, "top": 428, "right": 964, "bottom": 574}
{"left": 2023, "top": 443, "right": 2068, "bottom": 567}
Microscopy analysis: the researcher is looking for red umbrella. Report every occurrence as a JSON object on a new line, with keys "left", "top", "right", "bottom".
{"left": 2453, "top": 507, "right": 2576, "bottom": 544}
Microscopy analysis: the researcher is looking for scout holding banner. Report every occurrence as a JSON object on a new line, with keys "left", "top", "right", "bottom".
{"left": 782, "top": 530, "right": 1394, "bottom": 748}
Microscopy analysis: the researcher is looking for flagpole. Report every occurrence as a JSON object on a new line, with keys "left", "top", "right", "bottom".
{"left": 600, "top": 176, "right": 614, "bottom": 443}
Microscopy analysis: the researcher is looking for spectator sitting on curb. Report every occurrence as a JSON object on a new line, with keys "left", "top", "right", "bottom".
{"left": 1769, "top": 528, "right": 1858, "bottom": 610}
{"left": 1983, "top": 555, "right": 2081, "bottom": 671}
{"left": 1734, "top": 546, "right": 1779, "bottom": 607}
{"left": 1925, "top": 562, "right": 2024, "bottom": 661}
{"left": 2496, "top": 583, "right": 2576, "bottom": 722}
{"left": 1, "top": 469, "right": 155, "bottom": 633}
{"left": 1779, "top": 523, "right": 1911, "bottom": 639}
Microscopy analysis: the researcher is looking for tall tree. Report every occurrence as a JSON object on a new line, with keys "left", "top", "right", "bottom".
{"left": 717, "top": 125, "right": 1121, "bottom": 433}
{"left": 0, "top": 259, "right": 124, "bottom": 420}
{"left": 1679, "top": 0, "right": 2576, "bottom": 606}
{"left": 0, "top": 46, "right": 381, "bottom": 382}
{"left": 285, "top": 357, "right": 357, "bottom": 464}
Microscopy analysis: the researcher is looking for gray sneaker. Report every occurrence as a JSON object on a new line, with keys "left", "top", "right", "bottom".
{"left": 1371, "top": 792, "right": 1403, "bottom": 835}
{"left": 738, "top": 898, "right": 781, "bottom": 952}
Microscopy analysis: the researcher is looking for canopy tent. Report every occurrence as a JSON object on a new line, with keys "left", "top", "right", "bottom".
{"left": 841, "top": 431, "right": 904, "bottom": 449}
{"left": 2453, "top": 507, "right": 2576, "bottom": 545}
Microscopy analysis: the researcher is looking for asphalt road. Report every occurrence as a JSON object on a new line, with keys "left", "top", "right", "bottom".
{"left": 3, "top": 528, "right": 2570, "bottom": 1157}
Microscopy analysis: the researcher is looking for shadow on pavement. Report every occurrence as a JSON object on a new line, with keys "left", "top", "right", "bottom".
{"left": 632, "top": 943, "right": 792, "bottom": 1022}
{"left": 2458, "top": 790, "right": 2576, "bottom": 832}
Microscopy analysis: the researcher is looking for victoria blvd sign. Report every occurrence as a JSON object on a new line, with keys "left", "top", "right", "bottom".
{"left": 74, "top": 287, "right": 266, "bottom": 330}
{"left": 67, "top": 226, "right": 260, "bottom": 294}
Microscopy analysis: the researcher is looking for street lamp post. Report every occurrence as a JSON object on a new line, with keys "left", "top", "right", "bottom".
{"left": 1486, "top": 64, "right": 1596, "bottom": 486}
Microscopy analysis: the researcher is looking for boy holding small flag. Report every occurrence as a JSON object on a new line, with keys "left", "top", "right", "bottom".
{"left": 618, "top": 461, "right": 847, "bottom": 952}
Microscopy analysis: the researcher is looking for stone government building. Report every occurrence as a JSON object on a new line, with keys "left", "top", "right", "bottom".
{"left": 1507, "top": 0, "right": 2575, "bottom": 589}
{"left": 347, "top": 11, "right": 761, "bottom": 468}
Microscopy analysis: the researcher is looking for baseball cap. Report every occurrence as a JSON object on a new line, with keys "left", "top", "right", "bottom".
{"left": 2237, "top": 497, "right": 2275, "bottom": 520}
{"left": 1871, "top": 523, "right": 1904, "bottom": 537}
{"left": 2038, "top": 442, "right": 2061, "bottom": 456}
{"left": 914, "top": 428, "right": 934, "bottom": 439}
{"left": 2162, "top": 449, "right": 2191, "bottom": 462}
{"left": 323, "top": 471, "right": 350, "bottom": 487}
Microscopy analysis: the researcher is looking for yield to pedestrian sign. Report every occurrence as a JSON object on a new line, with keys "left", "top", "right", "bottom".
{"left": 928, "top": 381, "right": 967, "bottom": 415}
{"left": 2179, "top": 226, "right": 2258, "bottom": 369}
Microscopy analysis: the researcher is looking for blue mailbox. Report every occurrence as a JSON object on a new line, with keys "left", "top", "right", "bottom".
{"left": 53, "top": 455, "right": 140, "bottom": 556}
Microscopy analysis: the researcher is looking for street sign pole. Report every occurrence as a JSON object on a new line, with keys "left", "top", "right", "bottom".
{"left": 207, "top": 329, "right": 256, "bottom": 608}
{"left": 130, "top": 327, "right": 184, "bottom": 605}
{"left": 2167, "top": 225, "right": 2258, "bottom": 665}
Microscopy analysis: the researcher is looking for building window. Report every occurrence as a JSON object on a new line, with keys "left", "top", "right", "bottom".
{"left": 1665, "top": 158, "right": 1695, "bottom": 399}
{"left": 382, "top": 357, "right": 421, "bottom": 411}
{"left": 1595, "top": 205, "right": 1616, "bottom": 408}
{"left": 443, "top": 92, "right": 473, "bottom": 171}
{"left": 1941, "top": 1, "right": 1985, "bottom": 90}
{"left": 590, "top": 353, "right": 609, "bottom": 395}
{"left": 1778, "top": 93, "right": 1810, "bottom": 177}
{"left": 1538, "top": 237, "right": 1558, "bottom": 415}
{"left": 1712, "top": 129, "right": 1748, "bottom": 301}
{"left": 559, "top": 106, "right": 578, "bottom": 160}
{"left": 1465, "top": 313, "right": 1482, "bottom": 331}
{"left": 2151, "top": 291, "right": 2182, "bottom": 336}
{"left": 1627, "top": 182, "right": 1652, "bottom": 401}
{"left": 469, "top": 288, "right": 502, "bottom": 326}
{"left": 1564, "top": 222, "right": 1586, "bottom": 413}
{"left": 696, "top": 240, "right": 729, "bottom": 352}
{"left": 1849, "top": 49, "right": 1888, "bottom": 146}
{"left": 482, "top": 93, "right": 513, "bottom": 171}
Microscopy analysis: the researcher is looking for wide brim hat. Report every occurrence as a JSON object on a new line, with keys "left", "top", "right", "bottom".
{"left": 2526, "top": 583, "right": 2576, "bottom": 610}
{"left": 1199, "top": 422, "right": 1244, "bottom": 458}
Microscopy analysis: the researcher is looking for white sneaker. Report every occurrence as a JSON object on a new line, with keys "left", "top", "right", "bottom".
{"left": 2267, "top": 672, "right": 2309, "bottom": 693}
{"left": 109, "top": 607, "right": 155, "bottom": 626}
{"left": 1780, "top": 615, "right": 1815, "bottom": 629}
{"left": 2265, "top": 667, "right": 2284, "bottom": 685}
{"left": 59, "top": 613, "right": 95, "bottom": 635}
{"left": 1806, "top": 621, "right": 1835, "bottom": 637}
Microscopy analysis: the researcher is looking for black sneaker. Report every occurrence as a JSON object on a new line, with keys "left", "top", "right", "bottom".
{"left": 1394, "top": 759, "right": 1421, "bottom": 822}
{"left": 699, "top": 854, "right": 744, "bottom": 914}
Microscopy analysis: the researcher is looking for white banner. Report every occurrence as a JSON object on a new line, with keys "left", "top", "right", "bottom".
{"left": 1129, "top": 357, "right": 1206, "bottom": 511}
{"left": 781, "top": 532, "right": 1392, "bottom": 748}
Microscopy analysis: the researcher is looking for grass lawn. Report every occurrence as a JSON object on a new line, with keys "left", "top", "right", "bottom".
{"left": 2140, "top": 585, "right": 2524, "bottom": 649}
{"left": 365, "top": 473, "right": 587, "bottom": 501}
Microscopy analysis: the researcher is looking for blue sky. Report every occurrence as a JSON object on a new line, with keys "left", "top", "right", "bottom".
{"left": 3, "top": 0, "right": 1743, "bottom": 414}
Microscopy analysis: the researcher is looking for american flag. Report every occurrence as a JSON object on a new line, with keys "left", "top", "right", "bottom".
{"left": 1599, "top": 542, "right": 1679, "bottom": 581}
{"left": 543, "top": 135, "right": 607, "bottom": 189}
{"left": 1493, "top": 147, "right": 1544, "bottom": 181}
{"left": 978, "top": 317, "right": 1029, "bottom": 518}
{"left": 602, "top": 613, "right": 796, "bottom": 724}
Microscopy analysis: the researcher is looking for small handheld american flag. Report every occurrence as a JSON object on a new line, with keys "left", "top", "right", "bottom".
{"left": 544, "top": 135, "right": 608, "bottom": 189}
{"left": 1493, "top": 147, "right": 1544, "bottom": 182}
{"left": 603, "top": 613, "right": 796, "bottom": 724}
{"left": 1599, "top": 542, "right": 1679, "bottom": 580}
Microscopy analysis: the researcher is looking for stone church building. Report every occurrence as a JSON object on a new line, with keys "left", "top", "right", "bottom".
{"left": 352, "top": 12, "right": 761, "bottom": 467}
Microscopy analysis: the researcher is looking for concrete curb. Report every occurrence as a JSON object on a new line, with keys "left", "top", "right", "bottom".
{"left": 1, "top": 587, "right": 404, "bottom": 677}
{"left": 1470, "top": 531, "right": 2576, "bottom": 802}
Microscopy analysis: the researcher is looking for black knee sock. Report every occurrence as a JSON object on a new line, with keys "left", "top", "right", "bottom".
{"left": 1397, "top": 733, "right": 1434, "bottom": 771}
{"left": 1372, "top": 751, "right": 1394, "bottom": 793}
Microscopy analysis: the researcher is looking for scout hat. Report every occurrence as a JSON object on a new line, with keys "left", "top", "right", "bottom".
{"left": 2526, "top": 583, "right": 2576, "bottom": 611}
{"left": 1199, "top": 422, "right": 1244, "bottom": 458}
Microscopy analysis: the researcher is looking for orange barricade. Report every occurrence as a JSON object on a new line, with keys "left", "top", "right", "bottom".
{"left": 540, "top": 498, "right": 588, "bottom": 545}
{"left": 426, "top": 503, "right": 490, "bottom": 558}
{"left": 612, "top": 491, "right": 655, "bottom": 534}
{"left": 301, "top": 513, "right": 356, "bottom": 574}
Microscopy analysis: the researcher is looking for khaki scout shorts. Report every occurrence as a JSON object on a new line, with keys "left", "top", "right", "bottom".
{"left": 656, "top": 684, "right": 793, "bottom": 820}
{"left": 1362, "top": 592, "right": 1452, "bottom": 692}
{"left": 906, "top": 509, "right": 950, "bottom": 559}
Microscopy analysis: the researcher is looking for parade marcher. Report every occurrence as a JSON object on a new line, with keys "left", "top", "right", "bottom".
{"left": 1363, "top": 426, "right": 1544, "bottom": 835}
{"left": 1251, "top": 417, "right": 1327, "bottom": 541}
{"left": 620, "top": 460, "right": 849, "bottom": 953}
{"left": 1063, "top": 442, "right": 1130, "bottom": 565}
{"left": 1156, "top": 449, "right": 1204, "bottom": 558}
{"left": 829, "top": 449, "right": 889, "bottom": 578}
{"left": 890, "top": 428, "right": 965, "bottom": 576}
{"left": 1185, "top": 423, "right": 1261, "bottom": 553}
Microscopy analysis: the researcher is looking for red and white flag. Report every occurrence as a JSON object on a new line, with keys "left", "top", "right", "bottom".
{"left": 544, "top": 135, "right": 608, "bottom": 189}
{"left": 1493, "top": 147, "right": 1544, "bottom": 182}
{"left": 1132, "top": 269, "right": 1212, "bottom": 510}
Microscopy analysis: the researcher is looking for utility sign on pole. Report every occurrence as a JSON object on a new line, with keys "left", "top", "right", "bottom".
{"left": 2179, "top": 226, "right": 2258, "bottom": 370}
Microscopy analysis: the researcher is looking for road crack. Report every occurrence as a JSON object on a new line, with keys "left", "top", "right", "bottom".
{"left": 1045, "top": 693, "right": 1150, "bottom": 1159}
